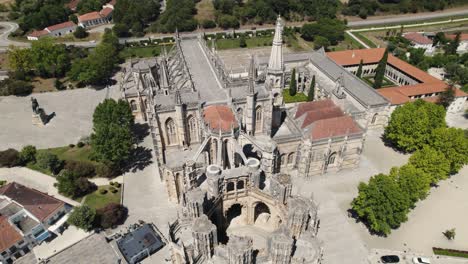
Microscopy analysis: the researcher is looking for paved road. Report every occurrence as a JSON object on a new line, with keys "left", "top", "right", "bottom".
{"left": 0, "top": 21, "right": 30, "bottom": 51}
{"left": 179, "top": 38, "right": 227, "bottom": 102}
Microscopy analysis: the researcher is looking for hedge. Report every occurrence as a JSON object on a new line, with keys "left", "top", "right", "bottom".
{"left": 433, "top": 247, "right": 468, "bottom": 258}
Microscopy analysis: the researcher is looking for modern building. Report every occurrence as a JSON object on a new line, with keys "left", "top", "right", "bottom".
{"left": 27, "top": 21, "right": 77, "bottom": 40}
{"left": 403, "top": 32, "right": 435, "bottom": 55}
{"left": 0, "top": 182, "right": 71, "bottom": 264}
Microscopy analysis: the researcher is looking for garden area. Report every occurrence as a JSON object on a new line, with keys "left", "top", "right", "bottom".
{"left": 83, "top": 183, "right": 122, "bottom": 210}
{"left": 282, "top": 89, "right": 308, "bottom": 103}
{"left": 362, "top": 76, "right": 394, "bottom": 88}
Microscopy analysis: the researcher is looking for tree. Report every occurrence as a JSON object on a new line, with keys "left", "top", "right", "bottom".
{"left": 0, "top": 79, "right": 33, "bottom": 96}
{"left": 409, "top": 146, "right": 451, "bottom": 184}
{"left": 289, "top": 68, "right": 297, "bottom": 96}
{"left": 56, "top": 170, "right": 95, "bottom": 198}
{"left": 36, "top": 152, "right": 62, "bottom": 174}
{"left": 390, "top": 164, "right": 431, "bottom": 205}
{"left": 91, "top": 99, "right": 135, "bottom": 168}
{"left": 313, "top": 35, "right": 330, "bottom": 50}
{"left": 384, "top": 99, "right": 446, "bottom": 152}
{"left": 8, "top": 46, "right": 33, "bottom": 74}
{"left": 77, "top": 0, "right": 106, "bottom": 14}
{"left": 308, "top": 75, "right": 315, "bottom": 101}
{"left": 201, "top": 20, "right": 216, "bottom": 29}
{"left": 433, "top": 32, "right": 447, "bottom": 46}
{"left": 356, "top": 59, "right": 363, "bottom": 78}
{"left": 301, "top": 19, "right": 346, "bottom": 45}
{"left": 445, "top": 32, "right": 460, "bottom": 55}
{"left": 373, "top": 49, "right": 388, "bottom": 89}
{"left": 438, "top": 85, "right": 455, "bottom": 109}
{"left": 30, "top": 38, "right": 70, "bottom": 77}
{"left": 351, "top": 173, "right": 410, "bottom": 235}
{"left": 0, "top": 149, "right": 20, "bottom": 168}
{"left": 428, "top": 127, "right": 468, "bottom": 174}
{"left": 443, "top": 228, "right": 456, "bottom": 240}
{"left": 19, "top": 145, "right": 37, "bottom": 165}
{"left": 96, "top": 203, "right": 128, "bottom": 228}
{"left": 239, "top": 34, "right": 247, "bottom": 48}
{"left": 73, "top": 26, "right": 88, "bottom": 39}
{"left": 113, "top": 23, "right": 130, "bottom": 37}
{"left": 67, "top": 205, "right": 96, "bottom": 231}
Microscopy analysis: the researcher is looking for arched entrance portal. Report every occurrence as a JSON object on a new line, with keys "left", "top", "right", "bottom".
{"left": 254, "top": 202, "right": 270, "bottom": 223}
{"left": 226, "top": 204, "right": 243, "bottom": 227}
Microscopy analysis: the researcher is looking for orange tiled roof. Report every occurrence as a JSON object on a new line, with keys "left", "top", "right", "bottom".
{"left": 46, "top": 21, "right": 76, "bottom": 32}
{"left": 403, "top": 32, "right": 433, "bottom": 45}
{"left": 377, "top": 88, "right": 410, "bottom": 105}
{"left": 78, "top": 11, "right": 102, "bottom": 22}
{"left": 0, "top": 216, "right": 22, "bottom": 252}
{"left": 28, "top": 30, "right": 49, "bottom": 38}
{"left": 100, "top": 7, "right": 113, "bottom": 17}
{"left": 299, "top": 106, "right": 344, "bottom": 129}
{"left": 203, "top": 105, "right": 238, "bottom": 132}
{"left": 327, "top": 48, "right": 386, "bottom": 66}
{"left": 446, "top": 33, "right": 468, "bottom": 41}
{"left": 0, "top": 182, "right": 65, "bottom": 222}
{"left": 295, "top": 99, "right": 336, "bottom": 119}
{"left": 311, "top": 116, "right": 362, "bottom": 140}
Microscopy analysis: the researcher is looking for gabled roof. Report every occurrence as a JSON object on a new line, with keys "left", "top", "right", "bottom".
{"left": 46, "top": 21, "right": 76, "bottom": 32}
{"left": 100, "top": 7, "right": 113, "bottom": 17}
{"left": 295, "top": 100, "right": 336, "bottom": 119}
{"left": 28, "top": 30, "right": 49, "bottom": 38}
{"left": 446, "top": 33, "right": 468, "bottom": 41}
{"left": 310, "top": 116, "right": 362, "bottom": 140}
{"left": 78, "top": 11, "right": 102, "bottom": 22}
{"left": 203, "top": 105, "right": 238, "bottom": 132}
{"left": 0, "top": 182, "right": 65, "bottom": 222}
{"left": 403, "top": 32, "right": 433, "bottom": 45}
{"left": 0, "top": 216, "right": 22, "bottom": 252}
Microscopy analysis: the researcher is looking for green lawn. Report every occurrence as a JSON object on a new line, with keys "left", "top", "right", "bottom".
{"left": 283, "top": 89, "right": 309, "bottom": 103}
{"left": 353, "top": 32, "right": 378, "bottom": 48}
{"left": 209, "top": 36, "right": 273, "bottom": 50}
{"left": 83, "top": 185, "right": 121, "bottom": 210}
{"left": 433, "top": 248, "right": 468, "bottom": 258}
{"left": 119, "top": 44, "right": 174, "bottom": 59}
{"left": 362, "top": 76, "right": 395, "bottom": 88}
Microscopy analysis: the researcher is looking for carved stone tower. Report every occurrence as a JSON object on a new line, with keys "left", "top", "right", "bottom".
{"left": 227, "top": 236, "right": 254, "bottom": 264}
{"left": 192, "top": 215, "right": 218, "bottom": 259}
{"left": 266, "top": 15, "right": 285, "bottom": 90}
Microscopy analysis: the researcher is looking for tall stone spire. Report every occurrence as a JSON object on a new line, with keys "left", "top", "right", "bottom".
{"left": 267, "top": 15, "right": 284, "bottom": 73}
{"left": 248, "top": 56, "right": 255, "bottom": 95}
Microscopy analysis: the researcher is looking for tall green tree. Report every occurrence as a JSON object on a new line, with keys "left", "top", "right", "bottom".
{"left": 67, "top": 205, "right": 96, "bottom": 231}
{"left": 384, "top": 99, "right": 446, "bottom": 152}
{"left": 30, "top": 38, "right": 69, "bottom": 77}
{"left": 428, "top": 127, "right": 468, "bottom": 174}
{"left": 7, "top": 46, "right": 33, "bottom": 75}
{"left": 390, "top": 164, "right": 431, "bottom": 205}
{"left": 356, "top": 59, "right": 363, "bottom": 78}
{"left": 307, "top": 75, "right": 315, "bottom": 101}
{"left": 351, "top": 173, "right": 410, "bottom": 235}
{"left": 373, "top": 49, "right": 388, "bottom": 89}
{"left": 289, "top": 68, "right": 297, "bottom": 96}
{"left": 445, "top": 32, "right": 461, "bottom": 55}
{"left": 409, "top": 145, "right": 451, "bottom": 184}
{"left": 438, "top": 85, "right": 455, "bottom": 109}
{"left": 90, "top": 99, "right": 135, "bottom": 168}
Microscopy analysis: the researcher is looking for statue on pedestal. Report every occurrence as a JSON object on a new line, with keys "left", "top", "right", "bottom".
{"left": 31, "top": 97, "right": 50, "bottom": 126}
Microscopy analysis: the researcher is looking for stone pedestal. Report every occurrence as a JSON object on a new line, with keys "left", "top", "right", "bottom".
{"left": 32, "top": 113, "right": 45, "bottom": 126}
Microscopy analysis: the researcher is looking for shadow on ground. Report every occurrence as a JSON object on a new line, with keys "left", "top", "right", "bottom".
{"left": 122, "top": 146, "right": 153, "bottom": 173}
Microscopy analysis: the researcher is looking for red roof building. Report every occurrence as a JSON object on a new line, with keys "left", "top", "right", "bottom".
{"left": 0, "top": 216, "right": 22, "bottom": 253}
{"left": 203, "top": 105, "right": 239, "bottom": 133}
{"left": 403, "top": 32, "right": 433, "bottom": 45}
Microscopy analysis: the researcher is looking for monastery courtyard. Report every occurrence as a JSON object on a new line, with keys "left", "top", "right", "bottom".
{"left": 1, "top": 83, "right": 467, "bottom": 263}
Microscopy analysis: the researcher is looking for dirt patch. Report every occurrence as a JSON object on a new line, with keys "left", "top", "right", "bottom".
{"left": 195, "top": 0, "right": 215, "bottom": 22}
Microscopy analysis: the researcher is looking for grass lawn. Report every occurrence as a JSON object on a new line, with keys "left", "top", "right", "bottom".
{"left": 353, "top": 32, "right": 378, "bottom": 48}
{"left": 433, "top": 248, "right": 468, "bottom": 258}
{"left": 84, "top": 185, "right": 121, "bottom": 210}
{"left": 362, "top": 76, "right": 395, "bottom": 88}
{"left": 283, "top": 89, "right": 309, "bottom": 103}
{"left": 195, "top": 0, "right": 215, "bottom": 21}
{"left": 210, "top": 36, "right": 273, "bottom": 50}
{"left": 119, "top": 44, "right": 174, "bottom": 59}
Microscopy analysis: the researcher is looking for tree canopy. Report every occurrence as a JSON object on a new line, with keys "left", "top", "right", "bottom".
{"left": 428, "top": 127, "right": 468, "bottom": 174}
{"left": 67, "top": 205, "right": 96, "bottom": 230}
{"left": 408, "top": 145, "right": 451, "bottom": 184}
{"left": 113, "top": 0, "right": 160, "bottom": 36}
{"left": 301, "top": 19, "right": 346, "bottom": 45}
{"left": 151, "top": 0, "right": 197, "bottom": 33}
{"left": 384, "top": 100, "right": 446, "bottom": 153}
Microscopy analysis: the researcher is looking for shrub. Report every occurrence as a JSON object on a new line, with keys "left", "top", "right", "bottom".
{"left": 114, "top": 183, "right": 121, "bottom": 188}
{"left": 201, "top": 19, "right": 216, "bottom": 29}
{"left": 19, "top": 145, "right": 36, "bottom": 165}
{"left": 109, "top": 187, "right": 118, "bottom": 193}
{"left": 36, "top": 152, "right": 62, "bottom": 174}
{"left": 109, "top": 181, "right": 115, "bottom": 186}
{"left": 64, "top": 160, "right": 96, "bottom": 178}
{"left": 443, "top": 228, "right": 456, "bottom": 240}
{"left": 69, "top": 144, "right": 75, "bottom": 148}
{"left": 96, "top": 203, "right": 127, "bottom": 229}
{"left": 0, "top": 180, "right": 6, "bottom": 187}
{"left": 73, "top": 26, "right": 88, "bottom": 39}
{"left": 0, "top": 79, "right": 33, "bottom": 96}
{"left": 56, "top": 170, "right": 96, "bottom": 198}
{"left": 54, "top": 79, "right": 65, "bottom": 90}
{"left": 77, "top": 142, "right": 85, "bottom": 148}
{"left": 68, "top": 205, "right": 96, "bottom": 230}
{"left": 0, "top": 149, "right": 20, "bottom": 168}
{"left": 95, "top": 164, "right": 116, "bottom": 178}
{"left": 99, "top": 189, "right": 108, "bottom": 194}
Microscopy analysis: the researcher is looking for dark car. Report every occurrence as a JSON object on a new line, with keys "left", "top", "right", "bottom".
{"left": 381, "top": 255, "right": 400, "bottom": 263}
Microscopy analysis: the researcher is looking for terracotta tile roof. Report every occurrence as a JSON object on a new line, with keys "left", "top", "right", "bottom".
{"left": 300, "top": 107, "right": 344, "bottom": 129}
{"left": 455, "top": 88, "right": 468, "bottom": 97}
{"left": 0, "top": 216, "right": 22, "bottom": 252}
{"left": 295, "top": 99, "right": 336, "bottom": 119}
{"left": 446, "top": 33, "right": 468, "bottom": 41}
{"left": 46, "top": 21, "right": 76, "bottom": 32}
{"left": 0, "top": 182, "right": 65, "bottom": 222}
{"left": 100, "top": 7, "right": 113, "bottom": 17}
{"left": 203, "top": 105, "right": 238, "bottom": 132}
{"left": 387, "top": 55, "right": 439, "bottom": 84}
{"left": 28, "top": 30, "right": 49, "bottom": 38}
{"left": 78, "top": 11, "right": 102, "bottom": 22}
{"left": 327, "top": 48, "right": 386, "bottom": 66}
{"left": 403, "top": 32, "right": 433, "bottom": 45}
{"left": 377, "top": 88, "right": 410, "bottom": 105}
{"left": 310, "top": 116, "right": 362, "bottom": 140}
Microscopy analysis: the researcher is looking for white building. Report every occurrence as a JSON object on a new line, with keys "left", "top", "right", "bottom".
{"left": 403, "top": 32, "right": 435, "bottom": 55}
{"left": 27, "top": 21, "right": 77, "bottom": 41}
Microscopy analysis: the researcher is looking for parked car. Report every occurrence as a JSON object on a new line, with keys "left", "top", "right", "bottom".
{"left": 381, "top": 255, "right": 400, "bottom": 263}
{"left": 413, "top": 257, "right": 431, "bottom": 264}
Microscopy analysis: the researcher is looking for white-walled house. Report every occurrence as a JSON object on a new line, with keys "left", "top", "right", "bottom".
{"left": 403, "top": 32, "right": 435, "bottom": 55}
{"left": 27, "top": 21, "right": 77, "bottom": 40}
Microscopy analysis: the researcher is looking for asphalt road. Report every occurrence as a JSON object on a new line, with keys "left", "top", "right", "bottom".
{"left": 0, "top": 7, "right": 468, "bottom": 50}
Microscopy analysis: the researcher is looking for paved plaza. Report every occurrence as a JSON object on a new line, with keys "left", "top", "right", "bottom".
{"left": 0, "top": 85, "right": 120, "bottom": 150}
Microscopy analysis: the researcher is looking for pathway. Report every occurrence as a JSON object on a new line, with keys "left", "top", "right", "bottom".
{"left": 179, "top": 38, "right": 227, "bottom": 102}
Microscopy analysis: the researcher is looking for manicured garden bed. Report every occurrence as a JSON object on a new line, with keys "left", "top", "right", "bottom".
{"left": 362, "top": 76, "right": 395, "bottom": 88}
{"left": 283, "top": 89, "right": 309, "bottom": 103}
{"left": 83, "top": 184, "right": 122, "bottom": 210}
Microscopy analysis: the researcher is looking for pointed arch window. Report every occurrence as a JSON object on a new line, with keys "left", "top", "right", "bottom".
{"left": 166, "top": 118, "right": 177, "bottom": 145}
{"left": 187, "top": 115, "right": 198, "bottom": 144}
{"left": 130, "top": 100, "right": 137, "bottom": 111}
{"left": 255, "top": 106, "right": 263, "bottom": 133}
